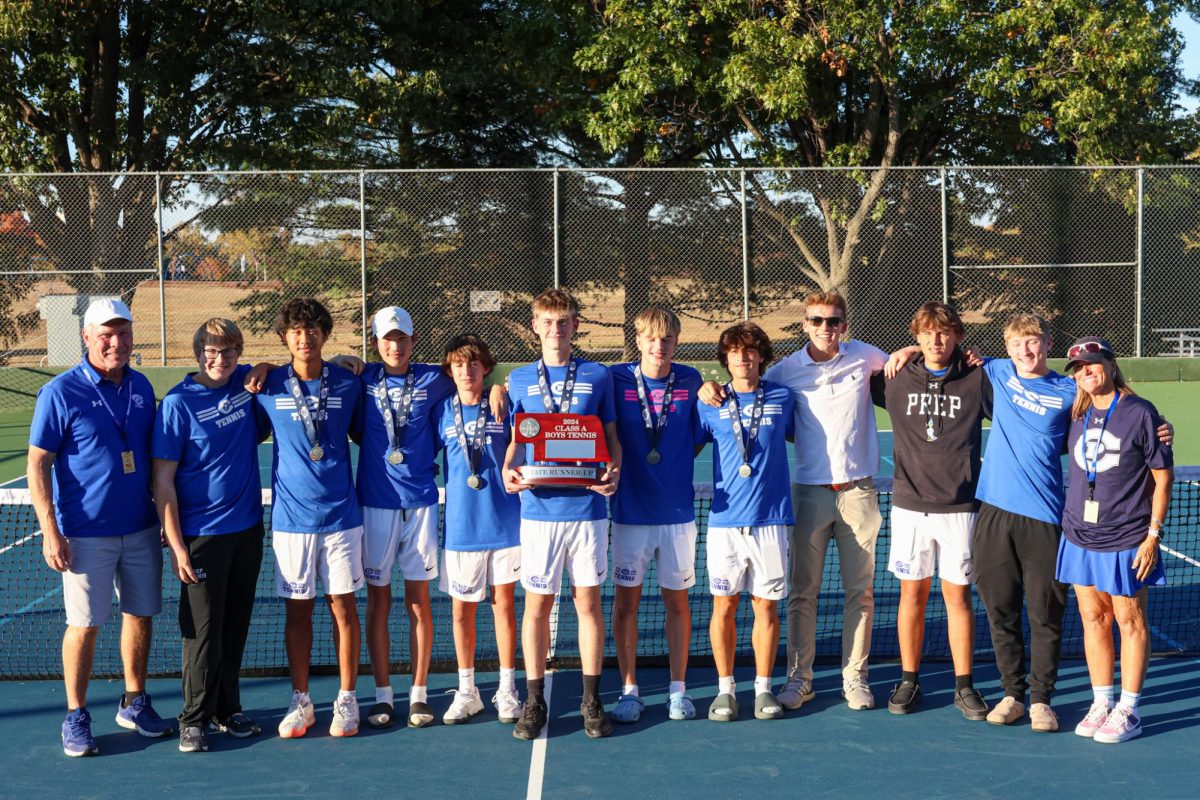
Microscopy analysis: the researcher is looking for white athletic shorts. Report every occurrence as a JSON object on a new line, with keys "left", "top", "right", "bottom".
{"left": 520, "top": 519, "right": 608, "bottom": 594}
{"left": 273, "top": 525, "right": 364, "bottom": 599}
{"left": 362, "top": 505, "right": 439, "bottom": 585}
{"left": 62, "top": 525, "right": 162, "bottom": 627}
{"left": 439, "top": 545, "right": 522, "bottom": 602}
{"left": 706, "top": 524, "right": 789, "bottom": 600}
{"left": 611, "top": 522, "right": 698, "bottom": 590}
{"left": 888, "top": 507, "right": 977, "bottom": 585}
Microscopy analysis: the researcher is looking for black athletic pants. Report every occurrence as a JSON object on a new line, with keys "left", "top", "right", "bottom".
{"left": 972, "top": 503, "right": 1068, "bottom": 705}
{"left": 178, "top": 521, "right": 265, "bottom": 727}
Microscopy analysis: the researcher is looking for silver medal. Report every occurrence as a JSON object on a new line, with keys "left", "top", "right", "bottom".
{"left": 309, "top": 444, "right": 325, "bottom": 462}
{"left": 387, "top": 449, "right": 404, "bottom": 466}
{"left": 738, "top": 463, "right": 753, "bottom": 478}
{"left": 646, "top": 449, "right": 661, "bottom": 465}
{"left": 467, "top": 474, "right": 482, "bottom": 490}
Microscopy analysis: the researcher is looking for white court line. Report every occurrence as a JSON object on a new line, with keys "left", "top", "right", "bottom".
{"left": 0, "top": 475, "right": 26, "bottom": 488}
{"left": 525, "top": 670, "right": 554, "bottom": 800}
{"left": 0, "top": 585, "right": 62, "bottom": 627}
{"left": 1161, "top": 544, "right": 1200, "bottom": 569}
{"left": 0, "top": 528, "right": 40, "bottom": 556}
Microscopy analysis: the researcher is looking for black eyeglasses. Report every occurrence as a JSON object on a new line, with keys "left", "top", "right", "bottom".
{"left": 806, "top": 315, "right": 844, "bottom": 327}
{"left": 1067, "top": 341, "right": 1112, "bottom": 360}
{"left": 202, "top": 347, "right": 239, "bottom": 360}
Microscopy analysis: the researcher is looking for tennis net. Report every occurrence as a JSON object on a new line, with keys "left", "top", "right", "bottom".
{"left": 2, "top": 470, "right": 1198, "bottom": 679}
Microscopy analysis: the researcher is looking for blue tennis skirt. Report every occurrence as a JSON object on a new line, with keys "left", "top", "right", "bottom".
{"left": 1056, "top": 537, "right": 1166, "bottom": 596}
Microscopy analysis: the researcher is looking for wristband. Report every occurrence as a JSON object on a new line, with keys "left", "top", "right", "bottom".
{"left": 1147, "top": 526, "right": 1162, "bottom": 540}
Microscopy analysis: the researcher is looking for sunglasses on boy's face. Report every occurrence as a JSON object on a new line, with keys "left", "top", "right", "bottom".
{"left": 1067, "top": 341, "right": 1111, "bottom": 360}
{"left": 805, "top": 315, "right": 844, "bottom": 328}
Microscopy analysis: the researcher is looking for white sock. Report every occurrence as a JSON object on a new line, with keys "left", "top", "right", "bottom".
{"left": 459, "top": 668, "right": 475, "bottom": 694}
{"left": 754, "top": 676, "right": 772, "bottom": 695}
{"left": 622, "top": 684, "right": 639, "bottom": 698}
{"left": 668, "top": 680, "right": 686, "bottom": 697}
{"left": 411, "top": 685, "right": 428, "bottom": 705}
{"left": 499, "top": 667, "right": 517, "bottom": 693}
{"left": 1093, "top": 685, "right": 1115, "bottom": 708}
{"left": 718, "top": 676, "right": 735, "bottom": 696}
{"left": 293, "top": 688, "right": 311, "bottom": 706}
{"left": 337, "top": 689, "right": 356, "bottom": 703}
{"left": 375, "top": 686, "right": 394, "bottom": 706}
{"left": 1118, "top": 690, "right": 1141, "bottom": 712}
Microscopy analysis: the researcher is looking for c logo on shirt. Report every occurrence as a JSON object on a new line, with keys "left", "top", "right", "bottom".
{"left": 1073, "top": 429, "right": 1122, "bottom": 474}
{"left": 217, "top": 397, "right": 233, "bottom": 414}
{"left": 132, "top": 394, "right": 145, "bottom": 409}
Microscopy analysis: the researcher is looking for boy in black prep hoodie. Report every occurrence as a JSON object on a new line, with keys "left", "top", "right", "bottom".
{"left": 871, "top": 302, "right": 992, "bottom": 721}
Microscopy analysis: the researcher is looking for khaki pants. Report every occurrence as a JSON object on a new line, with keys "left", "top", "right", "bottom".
{"left": 786, "top": 480, "right": 882, "bottom": 682}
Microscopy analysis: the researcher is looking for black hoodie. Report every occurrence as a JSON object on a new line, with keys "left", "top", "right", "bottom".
{"left": 872, "top": 349, "right": 993, "bottom": 513}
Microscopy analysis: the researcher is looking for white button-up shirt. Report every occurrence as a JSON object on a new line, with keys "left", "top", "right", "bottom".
{"left": 765, "top": 339, "right": 888, "bottom": 485}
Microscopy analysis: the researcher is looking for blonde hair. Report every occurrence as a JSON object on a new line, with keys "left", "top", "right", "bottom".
{"left": 1070, "top": 357, "right": 1137, "bottom": 420}
{"left": 531, "top": 289, "right": 580, "bottom": 318}
{"left": 909, "top": 301, "right": 965, "bottom": 339}
{"left": 192, "top": 318, "right": 244, "bottom": 360}
{"left": 634, "top": 306, "right": 681, "bottom": 339}
{"left": 1002, "top": 314, "right": 1050, "bottom": 342}
{"left": 803, "top": 290, "right": 847, "bottom": 317}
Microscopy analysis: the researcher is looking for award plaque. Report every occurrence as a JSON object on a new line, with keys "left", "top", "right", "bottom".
{"left": 514, "top": 413, "right": 611, "bottom": 487}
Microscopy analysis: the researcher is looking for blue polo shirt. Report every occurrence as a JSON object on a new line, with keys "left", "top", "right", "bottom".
{"left": 432, "top": 396, "right": 521, "bottom": 551}
{"left": 255, "top": 362, "right": 364, "bottom": 534}
{"left": 610, "top": 362, "right": 703, "bottom": 525}
{"left": 29, "top": 360, "right": 157, "bottom": 537}
{"left": 696, "top": 381, "right": 795, "bottom": 527}
{"left": 356, "top": 362, "right": 455, "bottom": 510}
{"left": 507, "top": 359, "right": 616, "bottom": 522}
{"left": 153, "top": 364, "right": 268, "bottom": 537}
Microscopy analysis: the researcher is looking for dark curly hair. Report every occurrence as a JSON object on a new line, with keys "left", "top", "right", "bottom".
{"left": 717, "top": 321, "right": 774, "bottom": 376}
{"left": 274, "top": 298, "right": 333, "bottom": 337}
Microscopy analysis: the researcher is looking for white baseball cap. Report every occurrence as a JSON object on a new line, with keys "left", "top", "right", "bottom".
{"left": 372, "top": 306, "right": 414, "bottom": 338}
{"left": 82, "top": 298, "right": 133, "bottom": 328}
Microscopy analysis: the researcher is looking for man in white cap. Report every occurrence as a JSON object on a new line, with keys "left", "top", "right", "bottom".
{"left": 357, "top": 307, "right": 507, "bottom": 728}
{"left": 29, "top": 297, "right": 174, "bottom": 757}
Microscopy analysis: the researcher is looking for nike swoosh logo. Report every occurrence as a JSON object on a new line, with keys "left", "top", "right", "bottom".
{"left": 425, "top": 566, "right": 434, "bottom": 572}
{"left": 513, "top": 565, "right": 521, "bottom": 572}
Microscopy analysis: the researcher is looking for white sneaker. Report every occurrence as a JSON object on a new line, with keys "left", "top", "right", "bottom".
{"left": 842, "top": 676, "right": 875, "bottom": 710}
{"left": 278, "top": 691, "right": 316, "bottom": 739}
{"left": 777, "top": 675, "right": 815, "bottom": 710}
{"left": 443, "top": 689, "right": 484, "bottom": 724}
{"left": 329, "top": 694, "right": 360, "bottom": 737}
{"left": 493, "top": 688, "right": 522, "bottom": 723}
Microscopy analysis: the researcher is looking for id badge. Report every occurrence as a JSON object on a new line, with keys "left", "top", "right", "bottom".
{"left": 1083, "top": 499, "right": 1100, "bottom": 524}
{"left": 121, "top": 450, "right": 135, "bottom": 474}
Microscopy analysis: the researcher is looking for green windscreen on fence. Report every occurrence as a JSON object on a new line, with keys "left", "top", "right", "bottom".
{"left": 1, "top": 470, "right": 1198, "bottom": 680}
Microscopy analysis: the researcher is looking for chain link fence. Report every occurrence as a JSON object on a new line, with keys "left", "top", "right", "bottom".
{"left": 0, "top": 166, "right": 1196, "bottom": 404}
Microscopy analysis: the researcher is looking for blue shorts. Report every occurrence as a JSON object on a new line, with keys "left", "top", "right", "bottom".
{"left": 1055, "top": 537, "right": 1165, "bottom": 597}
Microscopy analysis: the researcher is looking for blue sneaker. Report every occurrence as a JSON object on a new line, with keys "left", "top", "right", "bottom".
{"left": 62, "top": 708, "right": 99, "bottom": 757}
{"left": 115, "top": 693, "right": 174, "bottom": 737}
{"left": 611, "top": 693, "right": 644, "bottom": 723}
{"left": 667, "top": 692, "right": 696, "bottom": 720}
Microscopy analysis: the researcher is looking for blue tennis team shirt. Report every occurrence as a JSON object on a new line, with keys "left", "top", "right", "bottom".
{"left": 356, "top": 362, "right": 455, "bottom": 511}
{"left": 153, "top": 363, "right": 268, "bottom": 537}
{"left": 433, "top": 396, "right": 521, "bottom": 551}
{"left": 976, "top": 358, "right": 1077, "bottom": 526}
{"left": 609, "top": 362, "right": 703, "bottom": 525}
{"left": 254, "top": 362, "right": 363, "bottom": 534}
{"left": 507, "top": 359, "right": 616, "bottom": 522}
{"left": 696, "top": 381, "right": 795, "bottom": 528}
{"left": 29, "top": 360, "right": 158, "bottom": 537}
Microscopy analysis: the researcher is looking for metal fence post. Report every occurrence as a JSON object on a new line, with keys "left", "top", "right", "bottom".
{"left": 940, "top": 167, "right": 949, "bottom": 304}
{"left": 156, "top": 173, "right": 166, "bottom": 365}
{"left": 741, "top": 169, "right": 750, "bottom": 320}
{"left": 360, "top": 170, "right": 368, "bottom": 359}
{"left": 552, "top": 168, "right": 561, "bottom": 289}
{"left": 1135, "top": 167, "right": 1145, "bottom": 357}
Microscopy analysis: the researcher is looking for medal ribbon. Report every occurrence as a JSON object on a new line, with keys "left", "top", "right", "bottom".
{"left": 375, "top": 369, "right": 417, "bottom": 453}
{"left": 286, "top": 364, "right": 329, "bottom": 453}
{"left": 634, "top": 366, "right": 675, "bottom": 454}
{"left": 1085, "top": 393, "right": 1120, "bottom": 497}
{"left": 452, "top": 395, "right": 490, "bottom": 477}
{"left": 85, "top": 365, "right": 134, "bottom": 447}
{"left": 537, "top": 358, "right": 577, "bottom": 413}
{"left": 725, "top": 382, "right": 766, "bottom": 470}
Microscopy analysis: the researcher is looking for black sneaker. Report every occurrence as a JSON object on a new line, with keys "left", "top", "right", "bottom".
{"left": 953, "top": 687, "right": 988, "bottom": 721}
{"left": 513, "top": 697, "right": 548, "bottom": 740}
{"left": 887, "top": 680, "right": 922, "bottom": 715}
{"left": 179, "top": 725, "right": 208, "bottom": 753}
{"left": 210, "top": 712, "right": 261, "bottom": 738}
{"left": 580, "top": 698, "right": 612, "bottom": 739}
